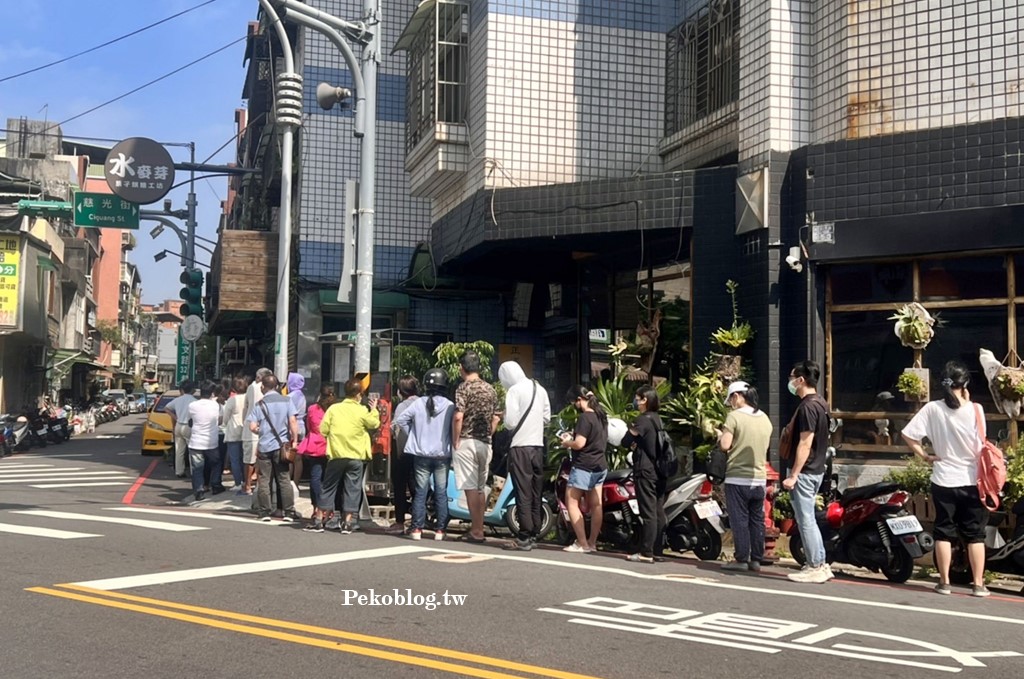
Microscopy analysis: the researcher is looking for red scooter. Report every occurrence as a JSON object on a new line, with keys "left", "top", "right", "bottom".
{"left": 553, "top": 457, "right": 642, "bottom": 551}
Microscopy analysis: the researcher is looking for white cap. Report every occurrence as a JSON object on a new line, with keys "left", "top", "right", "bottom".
{"left": 724, "top": 381, "right": 750, "bottom": 405}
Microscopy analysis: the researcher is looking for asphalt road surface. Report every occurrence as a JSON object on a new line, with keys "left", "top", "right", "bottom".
{"left": 2, "top": 416, "right": 1023, "bottom": 679}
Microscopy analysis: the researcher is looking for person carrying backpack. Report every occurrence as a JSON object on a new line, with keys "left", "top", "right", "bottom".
{"left": 622, "top": 384, "right": 668, "bottom": 563}
{"left": 901, "top": 361, "right": 991, "bottom": 597}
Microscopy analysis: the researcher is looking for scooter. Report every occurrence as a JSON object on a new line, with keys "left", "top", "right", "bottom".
{"left": 787, "top": 479, "right": 935, "bottom": 583}
{"left": 443, "top": 470, "right": 556, "bottom": 537}
{"left": 944, "top": 497, "right": 1024, "bottom": 591}
{"left": 0, "top": 415, "right": 13, "bottom": 456}
{"left": 552, "top": 457, "right": 643, "bottom": 551}
{"left": 662, "top": 473, "right": 727, "bottom": 560}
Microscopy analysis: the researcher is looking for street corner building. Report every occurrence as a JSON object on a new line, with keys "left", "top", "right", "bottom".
{"left": 207, "top": 0, "right": 1024, "bottom": 479}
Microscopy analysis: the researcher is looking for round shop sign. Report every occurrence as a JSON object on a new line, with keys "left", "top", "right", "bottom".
{"left": 104, "top": 137, "right": 176, "bottom": 204}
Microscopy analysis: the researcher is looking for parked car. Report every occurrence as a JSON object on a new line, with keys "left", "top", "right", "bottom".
{"left": 141, "top": 392, "right": 178, "bottom": 456}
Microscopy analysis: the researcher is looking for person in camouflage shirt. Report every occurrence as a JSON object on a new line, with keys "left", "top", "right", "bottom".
{"left": 452, "top": 350, "right": 499, "bottom": 542}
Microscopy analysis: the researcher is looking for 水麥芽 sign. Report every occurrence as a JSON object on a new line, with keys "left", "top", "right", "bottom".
{"left": 104, "top": 137, "right": 176, "bottom": 204}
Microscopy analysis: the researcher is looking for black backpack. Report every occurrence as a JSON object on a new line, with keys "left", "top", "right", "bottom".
{"left": 654, "top": 426, "right": 679, "bottom": 479}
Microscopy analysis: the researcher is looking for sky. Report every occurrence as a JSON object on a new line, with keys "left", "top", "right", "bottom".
{"left": 0, "top": 0, "right": 254, "bottom": 304}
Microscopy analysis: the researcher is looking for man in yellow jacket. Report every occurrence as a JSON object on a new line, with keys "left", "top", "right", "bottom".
{"left": 317, "top": 376, "right": 380, "bottom": 533}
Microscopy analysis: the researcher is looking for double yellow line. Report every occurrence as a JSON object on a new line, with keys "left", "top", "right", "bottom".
{"left": 28, "top": 584, "right": 600, "bottom": 679}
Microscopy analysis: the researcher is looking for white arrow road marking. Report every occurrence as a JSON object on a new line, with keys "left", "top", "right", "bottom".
{"left": 12, "top": 510, "right": 209, "bottom": 532}
{"left": 0, "top": 523, "right": 101, "bottom": 539}
{"left": 31, "top": 482, "right": 133, "bottom": 488}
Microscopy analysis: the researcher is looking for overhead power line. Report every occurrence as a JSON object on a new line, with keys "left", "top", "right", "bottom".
{"left": 53, "top": 36, "right": 246, "bottom": 131}
{"left": 0, "top": 0, "right": 221, "bottom": 84}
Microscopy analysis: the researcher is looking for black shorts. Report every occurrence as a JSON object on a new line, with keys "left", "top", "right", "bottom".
{"left": 931, "top": 483, "right": 988, "bottom": 544}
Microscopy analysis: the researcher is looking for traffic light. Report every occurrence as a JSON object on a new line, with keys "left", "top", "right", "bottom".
{"left": 179, "top": 268, "right": 204, "bottom": 318}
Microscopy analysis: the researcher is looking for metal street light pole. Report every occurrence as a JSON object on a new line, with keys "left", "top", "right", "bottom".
{"left": 277, "top": 0, "right": 379, "bottom": 374}
{"left": 259, "top": 0, "right": 302, "bottom": 380}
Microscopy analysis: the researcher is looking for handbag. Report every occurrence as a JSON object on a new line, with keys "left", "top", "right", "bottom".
{"left": 706, "top": 445, "right": 727, "bottom": 485}
{"left": 492, "top": 380, "right": 538, "bottom": 461}
{"left": 258, "top": 400, "right": 296, "bottom": 463}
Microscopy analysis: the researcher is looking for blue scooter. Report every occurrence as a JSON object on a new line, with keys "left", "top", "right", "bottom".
{"left": 443, "top": 469, "right": 556, "bottom": 537}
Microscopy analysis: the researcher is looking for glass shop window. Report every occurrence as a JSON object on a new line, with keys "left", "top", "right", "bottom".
{"left": 830, "top": 262, "right": 913, "bottom": 305}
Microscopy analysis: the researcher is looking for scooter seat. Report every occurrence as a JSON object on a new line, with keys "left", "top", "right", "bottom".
{"left": 604, "top": 469, "right": 632, "bottom": 482}
{"left": 840, "top": 482, "right": 899, "bottom": 506}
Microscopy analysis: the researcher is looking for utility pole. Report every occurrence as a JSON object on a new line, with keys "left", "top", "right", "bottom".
{"left": 276, "top": 0, "right": 379, "bottom": 374}
{"left": 259, "top": 0, "right": 302, "bottom": 381}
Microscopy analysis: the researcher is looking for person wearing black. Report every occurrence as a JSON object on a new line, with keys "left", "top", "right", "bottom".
{"left": 621, "top": 385, "right": 668, "bottom": 563}
{"left": 558, "top": 385, "right": 609, "bottom": 553}
{"left": 387, "top": 376, "right": 420, "bottom": 534}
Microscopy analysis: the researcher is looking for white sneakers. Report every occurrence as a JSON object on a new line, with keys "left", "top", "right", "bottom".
{"left": 787, "top": 564, "right": 834, "bottom": 584}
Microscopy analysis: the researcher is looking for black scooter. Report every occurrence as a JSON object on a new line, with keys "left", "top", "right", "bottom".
{"left": 945, "top": 498, "right": 1024, "bottom": 592}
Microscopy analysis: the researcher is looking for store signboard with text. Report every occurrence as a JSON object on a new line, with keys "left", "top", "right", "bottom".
{"left": 0, "top": 236, "right": 21, "bottom": 328}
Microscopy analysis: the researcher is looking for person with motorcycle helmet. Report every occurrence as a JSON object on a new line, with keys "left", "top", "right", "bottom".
{"left": 393, "top": 368, "right": 455, "bottom": 541}
{"left": 717, "top": 381, "right": 772, "bottom": 572}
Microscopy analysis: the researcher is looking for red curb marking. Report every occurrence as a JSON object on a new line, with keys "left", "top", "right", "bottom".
{"left": 121, "top": 459, "right": 159, "bottom": 505}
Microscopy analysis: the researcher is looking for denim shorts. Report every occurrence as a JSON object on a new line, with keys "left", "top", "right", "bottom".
{"left": 569, "top": 467, "right": 608, "bottom": 491}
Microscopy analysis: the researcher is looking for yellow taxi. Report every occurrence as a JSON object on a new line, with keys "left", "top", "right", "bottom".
{"left": 141, "top": 391, "right": 179, "bottom": 456}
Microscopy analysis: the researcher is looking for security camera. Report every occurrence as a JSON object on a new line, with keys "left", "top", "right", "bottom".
{"left": 785, "top": 246, "right": 803, "bottom": 273}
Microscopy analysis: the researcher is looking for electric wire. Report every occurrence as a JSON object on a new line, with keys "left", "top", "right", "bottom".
{"left": 0, "top": 0, "right": 221, "bottom": 84}
{"left": 50, "top": 36, "right": 246, "bottom": 132}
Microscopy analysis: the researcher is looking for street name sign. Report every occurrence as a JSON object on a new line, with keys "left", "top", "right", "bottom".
{"left": 74, "top": 192, "right": 140, "bottom": 229}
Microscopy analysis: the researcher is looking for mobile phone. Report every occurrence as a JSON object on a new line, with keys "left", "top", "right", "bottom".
{"left": 368, "top": 392, "right": 380, "bottom": 401}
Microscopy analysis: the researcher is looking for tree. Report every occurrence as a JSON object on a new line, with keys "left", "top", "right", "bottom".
{"left": 96, "top": 319, "right": 123, "bottom": 348}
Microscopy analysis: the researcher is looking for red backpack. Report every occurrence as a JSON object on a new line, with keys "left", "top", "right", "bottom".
{"left": 974, "top": 405, "right": 1007, "bottom": 510}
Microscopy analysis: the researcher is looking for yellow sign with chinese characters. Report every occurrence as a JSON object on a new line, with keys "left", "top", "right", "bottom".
{"left": 0, "top": 235, "right": 21, "bottom": 327}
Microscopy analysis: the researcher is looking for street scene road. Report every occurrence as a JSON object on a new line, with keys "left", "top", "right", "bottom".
{"left": 2, "top": 417, "right": 1023, "bottom": 679}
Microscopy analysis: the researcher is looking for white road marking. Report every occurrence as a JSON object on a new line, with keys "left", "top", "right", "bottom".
{"left": 107, "top": 507, "right": 286, "bottom": 526}
{"left": 0, "top": 465, "right": 57, "bottom": 471}
{"left": 71, "top": 545, "right": 431, "bottom": 590}
{"left": 0, "top": 475, "right": 132, "bottom": 483}
{"left": 12, "top": 510, "right": 208, "bottom": 532}
{"left": 17, "top": 454, "right": 93, "bottom": 458}
{"left": 30, "top": 482, "right": 134, "bottom": 488}
{"left": 0, "top": 523, "right": 102, "bottom": 539}
{"left": 0, "top": 468, "right": 92, "bottom": 476}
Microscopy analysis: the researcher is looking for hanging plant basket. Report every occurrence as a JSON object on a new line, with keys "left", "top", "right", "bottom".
{"left": 897, "top": 368, "right": 930, "bottom": 402}
{"left": 715, "top": 354, "right": 742, "bottom": 382}
{"left": 889, "top": 303, "right": 936, "bottom": 350}
{"left": 994, "top": 368, "right": 1024, "bottom": 401}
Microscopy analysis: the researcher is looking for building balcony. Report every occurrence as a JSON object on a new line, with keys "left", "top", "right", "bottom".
{"left": 208, "top": 229, "right": 278, "bottom": 335}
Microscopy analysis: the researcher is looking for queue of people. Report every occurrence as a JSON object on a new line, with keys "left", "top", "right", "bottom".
{"left": 167, "top": 354, "right": 994, "bottom": 597}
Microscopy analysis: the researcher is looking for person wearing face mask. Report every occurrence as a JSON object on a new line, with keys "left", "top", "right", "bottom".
{"left": 781, "top": 360, "right": 833, "bottom": 584}
{"left": 717, "top": 381, "right": 772, "bottom": 572}
{"left": 558, "top": 385, "right": 609, "bottom": 553}
{"left": 621, "top": 385, "right": 667, "bottom": 563}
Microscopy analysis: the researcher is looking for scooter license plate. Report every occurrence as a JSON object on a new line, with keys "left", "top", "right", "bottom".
{"left": 886, "top": 515, "right": 923, "bottom": 535}
{"left": 627, "top": 499, "right": 639, "bottom": 514}
{"left": 695, "top": 500, "right": 723, "bottom": 519}
{"left": 36, "top": 429, "right": 47, "bottom": 436}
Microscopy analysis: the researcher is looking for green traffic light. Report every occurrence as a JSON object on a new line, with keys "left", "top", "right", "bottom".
{"left": 179, "top": 267, "right": 204, "bottom": 318}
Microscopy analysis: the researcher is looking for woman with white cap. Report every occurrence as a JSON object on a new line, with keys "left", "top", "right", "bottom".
{"left": 717, "top": 381, "right": 772, "bottom": 572}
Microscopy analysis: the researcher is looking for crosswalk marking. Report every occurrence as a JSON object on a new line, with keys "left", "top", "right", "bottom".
{"left": 31, "top": 481, "right": 133, "bottom": 489}
{"left": 0, "top": 467, "right": 83, "bottom": 474}
{"left": 108, "top": 507, "right": 286, "bottom": 526}
{"left": 0, "top": 465, "right": 59, "bottom": 472}
{"left": 12, "top": 510, "right": 210, "bottom": 532}
{"left": 0, "top": 523, "right": 101, "bottom": 539}
{"left": 0, "top": 469, "right": 111, "bottom": 477}
{"left": 0, "top": 475, "right": 132, "bottom": 484}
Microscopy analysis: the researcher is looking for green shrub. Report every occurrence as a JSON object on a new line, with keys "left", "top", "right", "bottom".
{"left": 883, "top": 456, "right": 932, "bottom": 496}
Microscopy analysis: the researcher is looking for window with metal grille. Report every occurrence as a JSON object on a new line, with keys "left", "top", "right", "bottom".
{"left": 665, "top": 0, "right": 739, "bottom": 136}
{"left": 406, "top": 0, "right": 469, "bottom": 153}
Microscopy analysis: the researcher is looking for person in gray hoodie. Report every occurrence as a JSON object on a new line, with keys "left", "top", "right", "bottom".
{"left": 498, "top": 360, "right": 551, "bottom": 550}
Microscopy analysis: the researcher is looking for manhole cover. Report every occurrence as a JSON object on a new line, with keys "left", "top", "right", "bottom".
{"left": 419, "top": 552, "right": 494, "bottom": 564}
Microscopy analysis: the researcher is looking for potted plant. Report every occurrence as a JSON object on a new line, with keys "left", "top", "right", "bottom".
{"left": 711, "top": 280, "right": 753, "bottom": 381}
{"left": 772, "top": 491, "right": 795, "bottom": 533}
{"left": 889, "top": 303, "right": 936, "bottom": 349}
{"left": 897, "top": 369, "right": 929, "bottom": 402}
{"left": 982, "top": 348, "right": 1024, "bottom": 418}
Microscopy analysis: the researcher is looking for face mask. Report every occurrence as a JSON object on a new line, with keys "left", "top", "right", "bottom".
{"left": 787, "top": 379, "right": 799, "bottom": 396}
{"left": 632, "top": 398, "right": 640, "bottom": 410}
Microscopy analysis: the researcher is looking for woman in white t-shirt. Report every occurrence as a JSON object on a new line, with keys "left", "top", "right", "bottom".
{"left": 901, "top": 361, "right": 989, "bottom": 597}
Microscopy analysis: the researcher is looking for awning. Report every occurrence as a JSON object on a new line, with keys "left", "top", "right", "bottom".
{"left": 392, "top": 0, "right": 436, "bottom": 54}
{"left": 48, "top": 349, "right": 107, "bottom": 382}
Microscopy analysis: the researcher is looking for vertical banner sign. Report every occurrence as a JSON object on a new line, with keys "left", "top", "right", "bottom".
{"left": 0, "top": 236, "right": 21, "bottom": 327}
{"left": 175, "top": 328, "right": 191, "bottom": 386}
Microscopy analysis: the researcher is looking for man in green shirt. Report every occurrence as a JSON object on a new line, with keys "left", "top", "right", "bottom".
{"left": 318, "top": 377, "right": 381, "bottom": 533}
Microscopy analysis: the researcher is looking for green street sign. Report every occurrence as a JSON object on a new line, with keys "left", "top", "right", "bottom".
{"left": 175, "top": 328, "right": 192, "bottom": 384}
{"left": 74, "top": 192, "right": 140, "bottom": 229}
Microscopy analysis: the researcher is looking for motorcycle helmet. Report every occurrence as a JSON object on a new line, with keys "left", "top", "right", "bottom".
{"left": 607, "top": 417, "right": 628, "bottom": 447}
{"left": 423, "top": 368, "right": 449, "bottom": 391}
